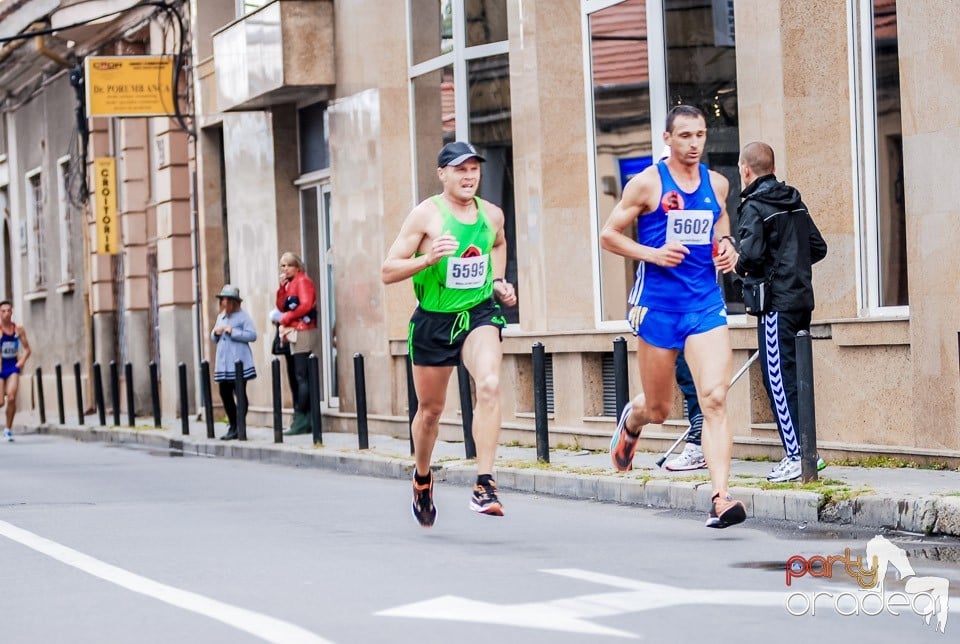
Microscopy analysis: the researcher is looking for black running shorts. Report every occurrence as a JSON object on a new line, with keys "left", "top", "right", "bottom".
{"left": 408, "top": 299, "right": 507, "bottom": 367}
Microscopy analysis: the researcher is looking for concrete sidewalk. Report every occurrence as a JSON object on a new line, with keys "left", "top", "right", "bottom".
{"left": 13, "top": 415, "right": 960, "bottom": 537}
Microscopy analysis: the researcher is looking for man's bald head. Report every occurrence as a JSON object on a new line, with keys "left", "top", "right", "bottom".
{"left": 740, "top": 141, "right": 775, "bottom": 176}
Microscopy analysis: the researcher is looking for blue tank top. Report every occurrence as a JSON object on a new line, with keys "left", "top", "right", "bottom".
{"left": 628, "top": 161, "right": 724, "bottom": 312}
{"left": 0, "top": 330, "right": 20, "bottom": 375}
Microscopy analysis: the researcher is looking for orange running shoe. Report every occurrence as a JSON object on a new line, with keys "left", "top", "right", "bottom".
{"left": 411, "top": 472, "right": 437, "bottom": 528}
{"left": 610, "top": 402, "right": 639, "bottom": 471}
{"left": 706, "top": 491, "right": 747, "bottom": 529}
{"left": 470, "top": 479, "right": 504, "bottom": 516}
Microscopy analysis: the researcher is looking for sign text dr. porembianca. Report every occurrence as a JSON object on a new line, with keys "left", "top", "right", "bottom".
{"left": 94, "top": 158, "right": 118, "bottom": 255}
{"left": 85, "top": 56, "right": 175, "bottom": 117}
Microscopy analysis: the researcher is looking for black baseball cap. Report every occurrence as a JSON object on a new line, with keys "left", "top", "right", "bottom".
{"left": 438, "top": 141, "right": 485, "bottom": 168}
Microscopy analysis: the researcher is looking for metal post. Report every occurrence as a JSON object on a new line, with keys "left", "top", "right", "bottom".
{"left": 456, "top": 362, "right": 477, "bottom": 459}
{"left": 124, "top": 362, "right": 135, "bottom": 427}
{"left": 532, "top": 342, "right": 550, "bottom": 463}
{"left": 109, "top": 361, "right": 120, "bottom": 426}
{"left": 234, "top": 360, "right": 247, "bottom": 441}
{"left": 149, "top": 361, "right": 161, "bottom": 427}
{"left": 613, "top": 336, "right": 629, "bottom": 420}
{"left": 353, "top": 353, "right": 369, "bottom": 450}
{"left": 272, "top": 358, "right": 283, "bottom": 444}
{"left": 73, "top": 362, "right": 84, "bottom": 425}
{"left": 405, "top": 355, "right": 417, "bottom": 456}
{"left": 178, "top": 362, "right": 189, "bottom": 436}
{"left": 200, "top": 360, "right": 214, "bottom": 439}
{"left": 308, "top": 353, "right": 322, "bottom": 444}
{"left": 93, "top": 363, "right": 106, "bottom": 426}
{"left": 796, "top": 331, "right": 818, "bottom": 483}
{"left": 55, "top": 364, "right": 65, "bottom": 424}
{"left": 35, "top": 368, "right": 46, "bottom": 424}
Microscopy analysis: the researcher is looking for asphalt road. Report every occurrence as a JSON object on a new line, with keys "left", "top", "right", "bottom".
{"left": 2, "top": 435, "right": 959, "bottom": 643}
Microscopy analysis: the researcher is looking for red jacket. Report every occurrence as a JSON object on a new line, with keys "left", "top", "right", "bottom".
{"left": 276, "top": 271, "right": 318, "bottom": 330}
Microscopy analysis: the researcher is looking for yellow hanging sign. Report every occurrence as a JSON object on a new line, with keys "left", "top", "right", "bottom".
{"left": 94, "top": 158, "right": 119, "bottom": 255}
{"left": 85, "top": 56, "right": 176, "bottom": 117}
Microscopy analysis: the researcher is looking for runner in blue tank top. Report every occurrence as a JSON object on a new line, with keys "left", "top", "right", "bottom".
{"left": 0, "top": 300, "right": 32, "bottom": 442}
{"left": 600, "top": 105, "right": 747, "bottom": 529}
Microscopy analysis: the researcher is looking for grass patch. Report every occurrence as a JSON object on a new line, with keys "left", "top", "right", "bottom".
{"left": 738, "top": 455, "right": 774, "bottom": 463}
{"left": 830, "top": 455, "right": 953, "bottom": 471}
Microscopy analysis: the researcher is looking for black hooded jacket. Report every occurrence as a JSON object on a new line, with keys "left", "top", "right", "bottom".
{"left": 734, "top": 174, "right": 828, "bottom": 312}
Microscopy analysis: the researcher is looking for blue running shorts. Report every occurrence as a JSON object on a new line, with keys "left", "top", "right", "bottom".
{"left": 628, "top": 303, "right": 728, "bottom": 350}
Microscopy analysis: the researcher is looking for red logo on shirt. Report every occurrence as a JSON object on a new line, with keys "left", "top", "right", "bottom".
{"left": 661, "top": 190, "right": 684, "bottom": 212}
{"left": 461, "top": 244, "right": 482, "bottom": 258}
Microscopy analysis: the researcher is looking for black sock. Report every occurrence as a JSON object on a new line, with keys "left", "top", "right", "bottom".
{"left": 477, "top": 473, "right": 494, "bottom": 486}
{"left": 414, "top": 470, "right": 431, "bottom": 485}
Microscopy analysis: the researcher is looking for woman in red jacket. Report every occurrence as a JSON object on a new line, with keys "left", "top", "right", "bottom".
{"left": 270, "top": 252, "right": 320, "bottom": 436}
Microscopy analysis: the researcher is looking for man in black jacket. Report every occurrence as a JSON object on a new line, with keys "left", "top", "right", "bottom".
{"left": 735, "top": 142, "right": 828, "bottom": 482}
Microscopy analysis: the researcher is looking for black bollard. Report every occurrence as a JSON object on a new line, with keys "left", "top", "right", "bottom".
{"left": 234, "top": 360, "right": 247, "bottom": 441}
{"left": 149, "top": 361, "right": 161, "bottom": 427}
{"left": 93, "top": 363, "right": 106, "bottom": 426}
{"left": 55, "top": 364, "right": 65, "bottom": 424}
{"left": 178, "top": 362, "right": 188, "bottom": 435}
{"left": 308, "top": 353, "right": 322, "bottom": 444}
{"left": 200, "top": 360, "right": 214, "bottom": 439}
{"left": 796, "top": 331, "right": 818, "bottom": 483}
{"left": 73, "top": 362, "right": 84, "bottom": 425}
{"left": 354, "top": 353, "right": 369, "bottom": 450}
{"left": 272, "top": 358, "right": 283, "bottom": 444}
{"left": 35, "top": 368, "right": 46, "bottom": 424}
{"left": 109, "top": 361, "right": 120, "bottom": 426}
{"left": 456, "top": 362, "right": 477, "bottom": 459}
{"left": 124, "top": 362, "right": 135, "bottom": 427}
{"left": 405, "top": 355, "right": 417, "bottom": 456}
{"left": 613, "top": 336, "right": 629, "bottom": 420}
{"left": 532, "top": 342, "right": 549, "bottom": 463}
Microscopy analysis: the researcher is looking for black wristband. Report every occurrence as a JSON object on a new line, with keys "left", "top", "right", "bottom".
{"left": 493, "top": 278, "right": 504, "bottom": 283}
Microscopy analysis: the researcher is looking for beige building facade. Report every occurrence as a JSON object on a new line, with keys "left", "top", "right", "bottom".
{"left": 1, "top": 0, "right": 957, "bottom": 464}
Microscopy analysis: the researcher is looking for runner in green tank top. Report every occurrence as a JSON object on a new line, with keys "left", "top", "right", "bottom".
{"left": 412, "top": 195, "right": 496, "bottom": 313}
{"left": 382, "top": 141, "right": 517, "bottom": 526}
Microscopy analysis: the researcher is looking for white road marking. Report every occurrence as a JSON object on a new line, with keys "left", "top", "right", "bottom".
{"left": 0, "top": 520, "right": 333, "bottom": 644}
{"left": 378, "top": 567, "right": 788, "bottom": 638}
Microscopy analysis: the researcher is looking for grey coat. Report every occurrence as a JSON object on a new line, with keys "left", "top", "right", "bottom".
{"left": 211, "top": 309, "right": 258, "bottom": 381}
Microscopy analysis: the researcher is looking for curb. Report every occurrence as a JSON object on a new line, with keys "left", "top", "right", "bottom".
{"left": 31, "top": 424, "right": 960, "bottom": 537}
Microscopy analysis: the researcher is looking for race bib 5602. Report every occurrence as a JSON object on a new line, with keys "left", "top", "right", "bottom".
{"left": 665, "top": 210, "right": 713, "bottom": 245}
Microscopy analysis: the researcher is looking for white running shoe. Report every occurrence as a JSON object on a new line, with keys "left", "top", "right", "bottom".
{"left": 665, "top": 443, "right": 707, "bottom": 471}
{"left": 3, "top": 429, "right": 13, "bottom": 442}
{"left": 767, "top": 456, "right": 801, "bottom": 482}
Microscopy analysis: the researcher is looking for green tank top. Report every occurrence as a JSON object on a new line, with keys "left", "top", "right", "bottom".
{"left": 413, "top": 195, "right": 496, "bottom": 312}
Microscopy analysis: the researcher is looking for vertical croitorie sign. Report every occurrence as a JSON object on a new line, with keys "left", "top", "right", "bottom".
{"left": 94, "top": 158, "right": 118, "bottom": 255}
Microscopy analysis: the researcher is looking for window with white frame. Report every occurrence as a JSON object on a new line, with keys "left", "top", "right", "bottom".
{"left": 236, "top": 0, "right": 271, "bottom": 17}
{"left": 408, "top": 0, "right": 519, "bottom": 324}
{"left": 850, "top": 0, "right": 907, "bottom": 311}
{"left": 25, "top": 169, "right": 46, "bottom": 290}
{"left": 584, "top": 0, "right": 741, "bottom": 324}
{"left": 56, "top": 157, "right": 74, "bottom": 286}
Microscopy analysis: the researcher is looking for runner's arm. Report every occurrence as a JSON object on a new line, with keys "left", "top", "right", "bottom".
{"left": 709, "top": 171, "right": 737, "bottom": 273}
{"left": 486, "top": 204, "right": 517, "bottom": 306}
{"left": 381, "top": 205, "right": 456, "bottom": 284}
{"left": 600, "top": 170, "right": 688, "bottom": 267}
{"left": 15, "top": 325, "right": 30, "bottom": 370}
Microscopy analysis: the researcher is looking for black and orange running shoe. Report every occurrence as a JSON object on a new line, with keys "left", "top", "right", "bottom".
{"left": 610, "top": 402, "right": 639, "bottom": 471}
{"left": 411, "top": 472, "right": 437, "bottom": 528}
{"left": 470, "top": 479, "right": 504, "bottom": 516}
{"left": 706, "top": 490, "right": 747, "bottom": 529}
